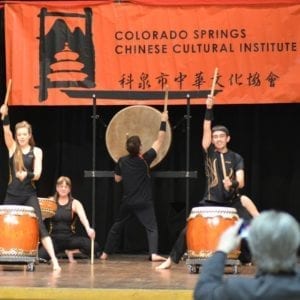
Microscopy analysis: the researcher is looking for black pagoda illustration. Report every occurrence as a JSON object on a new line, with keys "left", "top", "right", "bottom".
{"left": 37, "top": 7, "right": 95, "bottom": 101}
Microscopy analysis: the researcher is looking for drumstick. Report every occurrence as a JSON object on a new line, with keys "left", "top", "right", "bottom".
{"left": 220, "top": 153, "right": 227, "bottom": 179}
{"left": 91, "top": 238, "right": 94, "bottom": 265}
{"left": 1, "top": 79, "right": 12, "bottom": 120}
{"left": 164, "top": 85, "right": 168, "bottom": 112}
{"left": 210, "top": 68, "right": 218, "bottom": 97}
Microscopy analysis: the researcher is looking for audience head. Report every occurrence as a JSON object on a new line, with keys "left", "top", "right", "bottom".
{"left": 248, "top": 210, "right": 300, "bottom": 273}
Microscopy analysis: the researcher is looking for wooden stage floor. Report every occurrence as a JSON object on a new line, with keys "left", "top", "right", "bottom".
{"left": 0, "top": 254, "right": 256, "bottom": 300}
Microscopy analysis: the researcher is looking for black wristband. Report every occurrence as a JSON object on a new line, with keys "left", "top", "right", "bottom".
{"left": 2, "top": 114, "right": 10, "bottom": 125}
{"left": 160, "top": 121, "right": 167, "bottom": 131}
{"left": 204, "top": 109, "right": 214, "bottom": 121}
{"left": 27, "top": 171, "right": 34, "bottom": 179}
{"left": 231, "top": 179, "right": 239, "bottom": 189}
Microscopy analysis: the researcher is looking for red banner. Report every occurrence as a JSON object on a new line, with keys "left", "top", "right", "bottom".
{"left": 4, "top": 1, "right": 300, "bottom": 105}
{"left": 131, "top": 0, "right": 300, "bottom": 5}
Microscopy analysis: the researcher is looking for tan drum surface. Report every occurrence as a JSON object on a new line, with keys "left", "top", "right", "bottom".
{"left": 38, "top": 197, "right": 57, "bottom": 219}
{"left": 186, "top": 206, "right": 240, "bottom": 259}
{"left": 105, "top": 105, "right": 172, "bottom": 168}
{"left": 0, "top": 205, "right": 39, "bottom": 257}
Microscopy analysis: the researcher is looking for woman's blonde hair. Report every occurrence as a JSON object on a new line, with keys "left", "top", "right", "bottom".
{"left": 56, "top": 176, "right": 72, "bottom": 188}
{"left": 13, "top": 121, "right": 35, "bottom": 172}
{"left": 54, "top": 176, "right": 73, "bottom": 201}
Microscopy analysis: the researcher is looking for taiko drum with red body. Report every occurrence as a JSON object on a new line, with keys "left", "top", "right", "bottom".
{"left": 0, "top": 205, "right": 39, "bottom": 257}
{"left": 38, "top": 197, "right": 57, "bottom": 220}
{"left": 186, "top": 206, "right": 240, "bottom": 259}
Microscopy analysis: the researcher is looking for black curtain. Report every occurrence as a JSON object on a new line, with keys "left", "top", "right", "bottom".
{"left": 1, "top": 9, "right": 300, "bottom": 255}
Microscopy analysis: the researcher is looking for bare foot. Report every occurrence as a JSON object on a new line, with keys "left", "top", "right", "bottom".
{"left": 151, "top": 254, "right": 167, "bottom": 262}
{"left": 65, "top": 250, "right": 78, "bottom": 263}
{"left": 52, "top": 259, "right": 61, "bottom": 271}
{"left": 100, "top": 252, "right": 108, "bottom": 260}
{"left": 156, "top": 257, "right": 172, "bottom": 269}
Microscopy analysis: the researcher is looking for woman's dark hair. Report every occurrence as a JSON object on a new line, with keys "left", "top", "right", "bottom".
{"left": 126, "top": 136, "right": 141, "bottom": 156}
{"left": 212, "top": 125, "right": 230, "bottom": 136}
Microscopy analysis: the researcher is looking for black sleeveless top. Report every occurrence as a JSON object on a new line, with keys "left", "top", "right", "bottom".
{"left": 50, "top": 199, "right": 77, "bottom": 237}
{"left": 7, "top": 147, "right": 36, "bottom": 196}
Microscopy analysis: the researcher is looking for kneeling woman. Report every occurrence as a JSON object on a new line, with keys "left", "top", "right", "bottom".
{"left": 39, "top": 176, "right": 100, "bottom": 262}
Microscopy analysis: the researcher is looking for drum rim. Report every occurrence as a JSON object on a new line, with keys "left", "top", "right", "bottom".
{"left": 38, "top": 197, "right": 56, "bottom": 201}
{"left": 0, "top": 205, "right": 35, "bottom": 212}
{"left": 191, "top": 206, "right": 238, "bottom": 213}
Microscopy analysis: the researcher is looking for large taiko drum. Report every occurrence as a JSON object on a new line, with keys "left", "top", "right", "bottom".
{"left": 38, "top": 197, "right": 57, "bottom": 220}
{"left": 0, "top": 205, "right": 39, "bottom": 258}
{"left": 186, "top": 206, "right": 240, "bottom": 259}
{"left": 105, "top": 105, "right": 172, "bottom": 168}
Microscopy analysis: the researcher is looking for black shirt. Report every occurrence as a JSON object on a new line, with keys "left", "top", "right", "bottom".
{"left": 115, "top": 148, "right": 156, "bottom": 205}
{"left": 50, "top": 198, "right": 76, "bottom": 238}
{"left": 202, "top": 144, "right": 244, "bottom": 204}
{"left": 7, "top": 147, "right": 36, "bottom": 197}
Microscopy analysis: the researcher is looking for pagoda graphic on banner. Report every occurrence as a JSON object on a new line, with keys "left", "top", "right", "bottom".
{"left": 37, "top": 7, "right": 95, "bottom": 101}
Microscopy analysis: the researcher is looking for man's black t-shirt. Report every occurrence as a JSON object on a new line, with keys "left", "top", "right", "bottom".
{"left": 115, "top": 148, "right": 156, "bottom": 205}
{"left": 202, "top": 144, "right": 244, "bottom": 204}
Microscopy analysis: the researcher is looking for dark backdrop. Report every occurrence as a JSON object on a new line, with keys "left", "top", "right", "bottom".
{"left": 1, "top": 9, "right": 300, "bottom": 255}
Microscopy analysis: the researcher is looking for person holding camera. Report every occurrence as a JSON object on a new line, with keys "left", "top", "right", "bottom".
{"left": 194, "top": 210, "right": 300, "bottom": 300}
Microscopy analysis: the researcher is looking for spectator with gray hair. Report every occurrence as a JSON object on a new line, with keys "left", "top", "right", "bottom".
{"left": 194, "top": 210, "right": 300, "bottom": 300}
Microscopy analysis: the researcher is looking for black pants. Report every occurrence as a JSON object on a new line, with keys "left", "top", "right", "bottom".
{"left": 103, "top": 201, "right": 159, "bottom": 255}
{"left": 38, "top": 234, "right": 101, "bottom": 260}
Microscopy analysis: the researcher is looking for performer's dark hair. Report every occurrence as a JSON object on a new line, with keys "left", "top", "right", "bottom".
{"left": 126, "top": 136, "right": 141, "bottom": 156}
{"left": 212, "top": 125, "right": 230, "bottom": 136}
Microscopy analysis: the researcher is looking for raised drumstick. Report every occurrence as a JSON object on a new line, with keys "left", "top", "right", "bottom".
{"left": 210, "top": 68, "right": 218, "bottom": 97}
{"left": 164, "top": 85, "right": 168, "bottom": 112}
{"left": 1, "top": 79, "right": 12, "bottom": 120}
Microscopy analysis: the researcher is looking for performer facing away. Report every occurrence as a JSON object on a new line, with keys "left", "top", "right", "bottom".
{"left": 100, "top": 110, "right": 168, "bottom": 262}
{"left": 157, "top": 95, "right": 259, "bottom": 269}
{"left": 39, "top": 176, "right": 101, "bottom": 262}
{"left": 194, "top": 211, "right": 300, "bottom": 300}
{"left": 0, "top": 104, "right": 61, "bottom": 271}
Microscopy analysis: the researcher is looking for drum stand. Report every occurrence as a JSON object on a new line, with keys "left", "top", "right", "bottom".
{"left": 0, "top": 255, "right": 36, "bottom": 272}
{"left": 91, "top": 94, "right": 98, "bottom": 233}
{"left": 172, "top": 94, "right": 192, "bottom": 217}
{"left": 186, "top": 257, "right": 240, "bottom": 274}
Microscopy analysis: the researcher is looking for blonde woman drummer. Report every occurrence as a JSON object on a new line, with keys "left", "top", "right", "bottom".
{"left": 38, "top": 176, "right": 100, "bottom": 263}
{"left": 0, "top": 104, "right": 61, "bottom": 271}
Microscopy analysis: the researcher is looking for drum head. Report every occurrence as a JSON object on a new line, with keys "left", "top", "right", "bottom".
{"left": 105, "top": 105, "right": 172, "bottom": 168}
{"left": 0, "top": 205, "right": 35, "bottom": 213}
{"left": 191, "top": 206, "right": 238, "bottom": 214}
{"left": 189, "top": 206, "right": 238, "bottom": 220}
